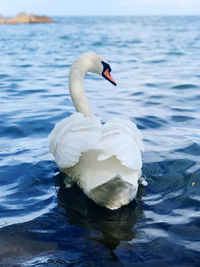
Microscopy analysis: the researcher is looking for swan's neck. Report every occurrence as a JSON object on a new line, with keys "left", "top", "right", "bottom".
{"left": 69, "top": 60, "right": 94, "bottom": 117}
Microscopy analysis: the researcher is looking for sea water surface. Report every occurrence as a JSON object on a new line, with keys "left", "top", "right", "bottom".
{"left": 0, "top": 16, "right": 200, "bottom": 266}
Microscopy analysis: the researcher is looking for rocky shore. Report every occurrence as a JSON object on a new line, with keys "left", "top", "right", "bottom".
{"left": 0, "top": 12, "right": 53, "bottom": 24}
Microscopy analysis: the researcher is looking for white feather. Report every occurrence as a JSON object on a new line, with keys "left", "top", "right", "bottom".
{"left": 97, "top": 117, "right": 144, "bottom": 170}
{"left": 49, "top": 113, "right": 101, "bottom": 168}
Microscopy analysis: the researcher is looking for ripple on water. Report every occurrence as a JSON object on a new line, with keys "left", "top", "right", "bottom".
{"left": 171, "top": 84, "right": 198, "bottom": 90}
{"left": 0, "top": 125, "right": 24, "bottom": 138}
{"left": 131, "top": 91, "right": 144, "bottom": 96}
{"left": 7, "top": 83, "right": 20, "bottom": 90}
{"left": 171, "top": 107, "right": 194, "bottom": 112}
{"left": 60, "top": 35, "right": 70, "bottom": 40}
{"left": 141, "top": 159, "right": 200, "bottom": 255}
{"left": 0, "top": 161, "right": 56, "bottom": 228}
{"left": 143, "top": 158, "right": 195, "bottom": 193}
{"left": 167, "top": 51, "right": 184, "bottom": 56}
{"left": 175, "top": 142, "right": 200, "bottom": 156}
{"left": 0, "top": 74, "right": 10, "bottom": 79}
{"left": 0, "top": 118, "right": 51, "bottom": 138}
{"left": 20, "top": 89, "right": 48, "bottom": 95}
{"left": 136, "top": 116, "right": 165, "bottom": 129}
{"left": 171, "top": 115, "right": 195, "bottom": 122}
{"left": 144, "top": 101, "right": 161, "bottom": 106}
{"left": 144, "top": 83, "right": 158, "bottom": 88}
{"left": 92, "top": 41, "right": 103, "bottom": 46}
{"left": 146, "top": 59, "right": 166, "bottom": 64}
{"left": 6, "top": 78, "right": 26, "bottom": 83}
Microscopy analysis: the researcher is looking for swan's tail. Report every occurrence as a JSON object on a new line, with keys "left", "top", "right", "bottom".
{"left": 88, "top": 176, "right": 138, "bottom": 210}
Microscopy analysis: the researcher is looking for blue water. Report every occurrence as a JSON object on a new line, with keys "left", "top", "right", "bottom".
{"left": 0, "top": 16, "right": 200, "bottom": 266}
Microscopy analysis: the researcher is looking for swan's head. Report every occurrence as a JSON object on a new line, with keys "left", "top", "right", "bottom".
{"left": 75, "top": 52, "right": 117, "bottom": 86}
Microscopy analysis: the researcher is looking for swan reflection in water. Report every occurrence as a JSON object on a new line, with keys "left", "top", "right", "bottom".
{"left": 55, "top": 171, "right": 144, "bottom": 252}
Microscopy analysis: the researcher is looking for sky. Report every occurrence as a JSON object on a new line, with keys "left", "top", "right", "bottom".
{"left": 0, "top": 0, "right": 200, "bottom": 16}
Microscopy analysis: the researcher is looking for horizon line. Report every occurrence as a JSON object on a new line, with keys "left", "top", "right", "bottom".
{"left": 3, "top": 13, "right": 200, "bottom": 17}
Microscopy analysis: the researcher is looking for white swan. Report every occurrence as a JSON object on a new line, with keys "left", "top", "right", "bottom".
{"left": 49, "top": 52, "right": 146, "bottom": 210}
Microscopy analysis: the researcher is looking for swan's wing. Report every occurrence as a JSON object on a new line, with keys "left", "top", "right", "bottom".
{"left": 102, "top": 118, "right": 144, "bottom": 150}
{"left": 97, "top": 118, "right": 144, "bottom": 170}
{"left": 49, "top": 113, "right": 101, "bottom": 168}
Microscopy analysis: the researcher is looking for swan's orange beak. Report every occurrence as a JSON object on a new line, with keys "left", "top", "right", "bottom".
{"left": 103, "top": 68, "right": 117, "bottom": 86}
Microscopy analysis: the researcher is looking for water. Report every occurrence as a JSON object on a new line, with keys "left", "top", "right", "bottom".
{"left": 0, "top": 16, "right": 200, "bottom": 266}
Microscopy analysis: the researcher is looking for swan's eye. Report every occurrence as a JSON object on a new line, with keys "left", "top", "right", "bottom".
{"left": 101, "top": 61, "right": 112, "bottom": 73}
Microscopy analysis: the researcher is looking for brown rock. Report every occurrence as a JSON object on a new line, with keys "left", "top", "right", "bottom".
{"left": 0, "top": 12, "right": 53, "bottom": 24}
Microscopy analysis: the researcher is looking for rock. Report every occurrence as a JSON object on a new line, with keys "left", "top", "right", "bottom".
{"left": 0, "top": 12, "right": 53, "bottom": 24}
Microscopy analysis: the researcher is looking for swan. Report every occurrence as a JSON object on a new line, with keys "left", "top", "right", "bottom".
{"left": 49, "top": 52, "right": 146, "bottom": 210}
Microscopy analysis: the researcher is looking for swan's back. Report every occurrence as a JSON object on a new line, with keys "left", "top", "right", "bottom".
{"left": 49, "top": 114, "right": 144, "bottom": 209}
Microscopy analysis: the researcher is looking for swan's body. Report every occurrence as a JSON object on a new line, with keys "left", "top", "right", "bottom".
{"left": 49, "top": 53, "right": 146, "bottom": 210}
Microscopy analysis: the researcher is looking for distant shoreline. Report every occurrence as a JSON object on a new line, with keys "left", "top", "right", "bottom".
{"left": 0, "top": 12, "right": 53, "bottom": 24}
